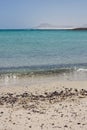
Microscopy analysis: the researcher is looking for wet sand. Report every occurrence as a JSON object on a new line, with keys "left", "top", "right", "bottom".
{"left": 0, "top": 81, "right": 87, "bottom": 130}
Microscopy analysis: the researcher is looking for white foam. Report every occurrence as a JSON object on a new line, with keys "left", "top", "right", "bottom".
{"left": 77, "top": 68, "right": 87, "bottom": 72}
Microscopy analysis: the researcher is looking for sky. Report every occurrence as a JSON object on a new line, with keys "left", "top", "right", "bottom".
{"left": 0, "top": 0, "right": 87, "bottom": 29}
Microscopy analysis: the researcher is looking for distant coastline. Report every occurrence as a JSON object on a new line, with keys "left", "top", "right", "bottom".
{"left": 72, "top": 27, "right": 87, "bottom": 30}
{"left": 0, "top": 27, "right": 87, "bottom": 31}
{"left": 31, "top": 23, "right": 87, "bottom": 30}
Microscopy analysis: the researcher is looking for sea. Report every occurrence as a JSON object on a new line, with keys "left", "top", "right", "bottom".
{"left": 0, "top": 29, "right": 87, "bottom": 87}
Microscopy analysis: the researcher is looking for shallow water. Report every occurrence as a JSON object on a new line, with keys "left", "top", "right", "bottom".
{"left": 0, "top": 29, "right": 87, "bottom": 82}
{"left": 0, "top": 70, "right": 87, "bottom": 87}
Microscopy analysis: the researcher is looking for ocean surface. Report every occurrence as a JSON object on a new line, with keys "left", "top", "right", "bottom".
{"left": 0, "top": 29, "right": 87, "bottom": 85}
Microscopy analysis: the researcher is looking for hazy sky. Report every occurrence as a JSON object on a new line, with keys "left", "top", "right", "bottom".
{"left": 0, "top": 0, "right": 87, "bottom": 29}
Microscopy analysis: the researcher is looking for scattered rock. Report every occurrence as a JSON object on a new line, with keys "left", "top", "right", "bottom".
{"left": 0, "top": 111, "right": 4, "bottom": 114}
{"left": 64, "top": 125, "right": 68, "bottom": 127}
{"left": 77, "top": 123, "right": 81, "bottom": 125}
{"left": 0, "top": 88, "right": 87, "bottom": 109}
{"left": 13, "top": 122, "right": 16, "bottom": 125}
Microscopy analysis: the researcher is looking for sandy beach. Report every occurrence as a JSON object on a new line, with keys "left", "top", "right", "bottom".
{"left": 0, "top": 80, "right": 87, "bottom": 130}
{"left": 0, "top": 1, "right": 87, "bottom": 130}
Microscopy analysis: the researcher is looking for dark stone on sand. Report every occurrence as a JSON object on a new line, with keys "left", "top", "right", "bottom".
{"left": 0, "top": 111, "right": 4, "bottom": 114}
{"left": 0, "top": 101, "right": 4, "bottom": 105}
{"left": 21, "top": 92, "right": 29, "bottom": 97}
{"left": 61, "top": 114, "right": 64, "bottom": 117}
{"left": 32, "top": 109, "right": 40, "bottom": 113}
{"left": 51, "top": 91, "right": 59, "bottom": 96}
{"left": 7, "top": 93, "right": 13, "bottom": 96}
{"left": 44, "top": 92, "right": 48, "bottom": 95}
{"left": 64, "top": 125, "right": 68, "bottom": 127}
{"left": 13, "top": 122, "right": 16, "bottom": 125}
{"left": 82, "top": 124, "right": 85, "bottom": 125}
{"left": 41, "top": 123, "right": 44, "bottom": 128}
{"left": 27, "top": 118, "right": 30, "bottom": 120}
{"left": 39, "top": 95, "right": 45, "bottom": 98}
{"left": 77, "top": 123, "right": 81, "bottom": 125}
{"left": 80, "top": 89, "right": 87, "bottom": 96}
{"left": 74, "top": 89, "right": 78, "bottom": 92}
{"left": 48, "top": 91, "right": 59, "bottom": 98}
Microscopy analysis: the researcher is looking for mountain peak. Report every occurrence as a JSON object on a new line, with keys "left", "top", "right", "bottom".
{"left": 32, "top": 23, "right": 73, "bottom": 29}
{"left": 33, "top": 23, "right": 58, "bottom": 29}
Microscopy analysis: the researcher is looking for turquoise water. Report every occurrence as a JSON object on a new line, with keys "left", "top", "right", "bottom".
{"left": 0, "top": 29, "right": 87, "bottom": 76}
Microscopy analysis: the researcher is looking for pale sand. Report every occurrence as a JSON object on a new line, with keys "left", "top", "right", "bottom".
{"left": 0, "top": 81, "right": 87, "bottom": 130}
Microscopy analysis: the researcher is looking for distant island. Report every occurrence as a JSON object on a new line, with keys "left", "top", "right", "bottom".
{"left": 32, "top": 23, "right": 73, "bottom": 30}
{"left": 31, "top": 23, "right": 87, "bottom": 30}
{"left": 72, "top": 27, "right": 87, "bottom": 30}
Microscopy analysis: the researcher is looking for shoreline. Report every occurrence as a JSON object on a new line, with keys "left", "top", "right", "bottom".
{"left": 0, "top": 80, "right": 87, "bottom": 93}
